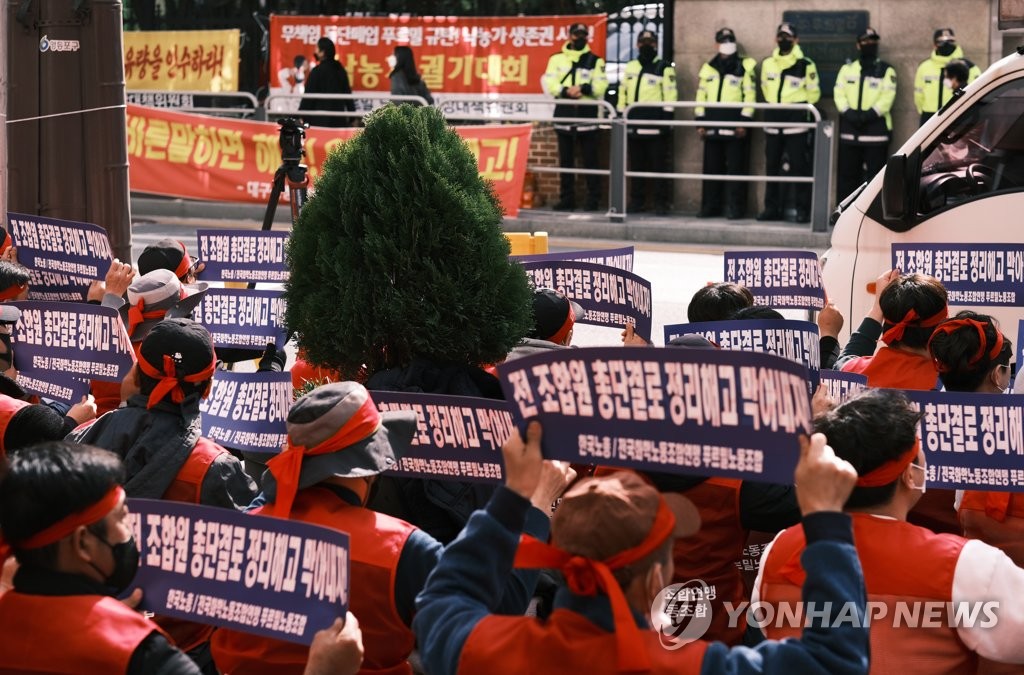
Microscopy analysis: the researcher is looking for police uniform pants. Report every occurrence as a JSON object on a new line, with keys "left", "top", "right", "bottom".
{"left": 837, "top": 142, "right": 888, "bottom": 204}
{"left": 628, "top": 132, "right": 671, "bottom": 208}
{"left": 701, "top": 135, "right": 749, "bottom": 216}
{"left": 764, "top": 131, "right": 812, "bottom": 214}
{"left": 557, "top": 129, "right": 601, "bottom": 204}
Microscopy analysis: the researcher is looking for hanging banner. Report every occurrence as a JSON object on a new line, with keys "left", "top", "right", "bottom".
{"left": 200, "top": 371, "right": 293, "bottom": 455}
{"left": 124, "top": 29, "right": 240, "bottom": 92}
{"left": 11, "top": 301, "right": 134, "bottom": 381}
{"left": 127, "top": 498, "right": 349, "bottom": 645}
{"left": 902, "top": 389, "right": 1024, "bottom": 492}
{"left": 513, "top": 246, "right": 635, "bottom": 272}
{"left": 7, "top": 212, "right": 112, "bottom": 281}
{"left": 196, "top": 229, "right": 289, "bottom": 283}
{"left": 126, "top": 104, "right": 531, "bottom": 217}
{"left": 269, "top": 14, "right": 606, "bottom": 96}
{"left": 371, "top": 391, "right": 512, "bottom": 483}
{"left": 497, "top": 346, "right": 812, "bottom": 483}
{"left": 724, "top": 250, "right": 826, "bottom": 311}
{"left": 194, "top": 288, "right": 288, "bottom": 350}
{"left": 893, "top": 243, "right": 1024, "bottom": 307}
{"left": 520, "top": 261, "right": 653, "bottom": 341}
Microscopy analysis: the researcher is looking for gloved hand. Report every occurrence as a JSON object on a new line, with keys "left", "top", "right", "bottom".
{"left": 842, "top": 109, "right": 865, "bottom": 128}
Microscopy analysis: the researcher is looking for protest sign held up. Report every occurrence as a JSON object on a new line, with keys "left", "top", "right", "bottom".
{"left": 724, "top": 250, "right": 825, "bottom": 311}
{"left": 513, "top": 246, "right": 635, "bottom": 272}
{"left": 200, "top": 371, "right": 293, "bottom": 456}
{"left": 820, "top": 370, "right": 868, "bottom": 406}
{"left": 195, "top": 288, "right": 288, "bottom": 349}
{"left": 197, "top": 229, "right": 289, "bottom": 284}
{"left": 893, "top": 243, "right": 1024, "bottom": 307}
{"left": 8, "top": 212, "right": 113, "bottom": 281}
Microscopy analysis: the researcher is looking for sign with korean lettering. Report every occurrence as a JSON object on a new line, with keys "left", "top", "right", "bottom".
{"left": 200, "top": 371, "right": 293, "bottom": 455}
{"left": 724, "top": 250, "right": 825, "bottom": 311}
{"left": 513, "top": 246, "right": 634, "bottom": 272}
{"left": 127, "top": 498, "right": 349, "bottom": 645}
{"left": 270, "top": 14, "right": 606, "bottom": 95}
{"left": 664, "top": 319, "right": 821, "bottom": 391}
{"left": 497, "top": 346, "right": 812, "bottom": 483}
{"left": 1018, "top": 319, "right": 1024, "bottom": 370}
{"left": 8, "top": 212, "right": 112, "bottom": 281}
{"left": 10, "top": 301, "right": 134, "bottom": 381}
{"left": 24, "top": 271, "right": 93, "bottom": 303}
{"left": 16, "top": 371, "right": 90, "bottom": 406}
{"left": 195, "top": 288, "right": 287, "bottom": 350}
{"left": 903, "top": 390, "right": 1024, "bottom": 492}
{"left": 126, "top": 104, "right": 531, "bottom": 217}
{"left": 893, "top": 243, "right": 1024, "bottom": 307}
{"left": 820, "top": 370, "right": 868, "bottom": 406}
{"left": 124, "top": 30, "right": 240, "bottom": 92}
{"left": 520, "top": 261, "right": 653, "bottom": 341}
{"left": 371, "top": 391, "right": 511, "bottom": 483}
{"left": 197, "top": 229, "right": 289, "bottom": 283}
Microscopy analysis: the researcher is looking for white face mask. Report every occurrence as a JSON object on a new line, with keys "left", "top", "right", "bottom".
{"left": 386, "top": 55, "right": 397, "bottom": 69}
{"left": 909, "top": 462, "right": 927, "bottom": 494}
{"left": 943, "top": 78, "right": 955, "bottom": 90}
{"left": 718, "top": 42, "right": 737, "bottom": 56}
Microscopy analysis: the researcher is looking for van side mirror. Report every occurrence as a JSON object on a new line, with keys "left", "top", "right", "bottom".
{"left": 881, "top": 150, "right": 920, "bottom": 223}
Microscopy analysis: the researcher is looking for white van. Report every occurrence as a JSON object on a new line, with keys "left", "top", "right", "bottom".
{"left": 824, "top": 47, "right": 1024, "bottom": 347}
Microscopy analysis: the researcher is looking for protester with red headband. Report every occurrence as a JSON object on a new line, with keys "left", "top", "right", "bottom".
{"left": 0, "top": 259, "right": 30, "bottom": 302}
{"left": 505, "top": 288, "right": 585, "bottom": 361}
{"left": 415, "top": 420, "right": 870, "bottom": 674}
{"left": 0, "top": 441, "right": 367, "bottom": 674}
{"left": 138, "top": 237, "right": 205, "bottom": 284}
{"left": 212, "top": 381, "right": 573, "bottom": 675}
{"left": 756, "top": 389, "right": 1024, "bottom": 672}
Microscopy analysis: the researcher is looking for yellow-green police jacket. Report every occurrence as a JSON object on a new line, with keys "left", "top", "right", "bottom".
{"left": 914, "top": 45, "right": 981, "bottom": 115}
{"left": 834, "top": 58, "right": 897, "bottom": 145}
{"left": 760, "top": 45, "right": 820, "bottom": 134}
{"left": 695, "top": 54, "right": 757, "bottom": 138}
{"left": 542, "top": 42, "right": 608, "bottom": 132}
{"left": 616, "top": 56, "right": 677, "bottom": 135}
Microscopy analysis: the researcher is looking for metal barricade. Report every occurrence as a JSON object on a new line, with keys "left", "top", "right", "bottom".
{"left": 263, "top": 93, "right": 431, "bottom": 125}
{"left": 125, "top": 90, "right": 259, "bottom": 118}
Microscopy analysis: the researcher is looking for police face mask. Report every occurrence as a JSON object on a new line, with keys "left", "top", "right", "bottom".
{"left": 859, "top": 42, "right": 879, "bottom": 60}
{"left": 639, "top": 44, "right": 658, "bottom": 60}
{"left": 571, "top": 36, "right": 588, "bottom": 50}
{"left": 90, "top": 533, "right": 141, "bottom": 593}
{"left": 777, "top": 37, "right": 794, "bottom": 54}
{"left": 718, "top": 41, "right": 737, "bottom": 56}
{"left": 936, "top": 41, "right": 957, "bottom": 57}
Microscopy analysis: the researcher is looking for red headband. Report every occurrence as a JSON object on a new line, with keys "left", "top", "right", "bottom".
{"left": 137, "top": 351, "right": 217, "bottom": 409}
{"left": 549, "top": 302, "right": 577, "bottom": 345}
{"left": 856, "top": 439, "right": 920, "bottom": 487}
{"left": 882, "top": 307, "right": 948, "bottom": 345}
{"left": 174, "top": 241, "right": 193, "bottom": 280}
{"left": 0, "top": 230, "right": 12, "bottom": 254}
{"left": 929, "top": 318, "right": 1004, "bottom": 372}
{"left": 514, "top": 498, "right": 676, "bottom": 672}
{"left": 0, "top": 486, "right": 125, "bottom": 564}
{"left": 127, "top": 299, "right": 169, "bottom": 337}
{"left": 263, "top": 395, "right": 382, "bottom": 519}
{"left": 0, "top": 285, "right": 26, "bottom": 301}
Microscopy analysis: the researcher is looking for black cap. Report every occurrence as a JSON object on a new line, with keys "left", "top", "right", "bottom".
{"left": 858, "top": 27, "right": 880, "bottom": 42}
{"left": 667, "top": 334, "right": 718, "bottom": 350}
{"left": 569, "top": 22, "right": 588, "bottom": 36}
{"left": 529, "top": 288, "right": 585, "bottom": 343}
{"left": 934, "top": 27, "right": 956, "bottom": 42}
{"left": 139, "top": 319, "right": 216, "bottom": 388}
{"left": 637, "top": 30, "right": 657, "bottom": 44}
{"left": 715, "top": 27, "right": 736, "bottom": 43}
{"left": 777, "top": 22, "right": 797, "bottom": 38}
{"left": 138, "top": 237, "right": 194, "bottom": 279}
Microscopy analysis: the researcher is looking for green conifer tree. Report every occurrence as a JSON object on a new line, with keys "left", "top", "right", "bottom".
{"left": 285, "top": 104, "right": 533, "bottom": 378}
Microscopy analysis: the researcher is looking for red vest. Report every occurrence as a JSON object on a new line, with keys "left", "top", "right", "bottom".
{"left": 0, "top": 590, "right": 163, "bottom": 674}
{"left": 459, "top": 609, "right": 709, "bottom": 674}
{"left": 91, "top": 380, "right": 123, "bottom": 416}
{"left": 760, "top": 513, "right": 975, "bottom": 675}
{"left": 211, "top": 487, "right": 417, "bottom": 675}
{"left": 841, "top": 346, "right": 939, "bottom": 390}
{"left": 959, "top": 491, "right": 1024, "bottom": 567}
{"left": 671, "top": 477, "right": 748, "bottom": 645}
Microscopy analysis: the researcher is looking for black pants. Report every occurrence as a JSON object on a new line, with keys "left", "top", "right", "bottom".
{"left": 627, "top": 133, "right": 670, "bottom": 208}
{"left": 764, "top": 132, "right": 812, "bottom": 214}
{"left": 837, "top": 143, "right": 888, "bottom": 204}
{"left": 557, "top": 129, "right": 600, "bottom": 205}
{"left": 701, "top": 135, "right": 749, "bottom": 216}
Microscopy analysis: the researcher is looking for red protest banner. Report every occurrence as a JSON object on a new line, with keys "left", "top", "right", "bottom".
{"left": 125, "top": 104, "right": 532, "bottom": 216}
{"left": 269, "top": 14, "right": 607, "bottom": 96}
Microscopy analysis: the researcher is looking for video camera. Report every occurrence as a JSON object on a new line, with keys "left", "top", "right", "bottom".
{"left": 277, "top": 117, "right": 307, "bottom": 164}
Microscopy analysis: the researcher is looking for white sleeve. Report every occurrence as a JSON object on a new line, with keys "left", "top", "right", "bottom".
{"left": 749, "top": 530, "right": 784, "bottom": 638}
{"left": 952, "top": 539, "right": 1024, "bottom": 663}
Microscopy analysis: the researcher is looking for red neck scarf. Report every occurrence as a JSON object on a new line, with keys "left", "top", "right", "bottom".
{"left": 514, "top": 498, "right": 676, "bottom": 672}
{"left": 263, "top": 396, "right": 382, "bottom": 519}
{"left": 856, "top": 439, "right": 920, "bottom": 487}
{"left": 127, "top": 299, "right": 168, "bottom": 337}
{"left": 882, "top": 307, "right": 948, "bottom": 345}
{"left": 137, "top": 351, "right": 216, "bottom": 409}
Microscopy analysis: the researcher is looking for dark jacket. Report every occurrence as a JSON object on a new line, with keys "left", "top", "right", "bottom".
{"left": 389, "top": 70, "right": 434, "bottom": 105}
{"left": 299, "top": 59, "right": 355, "bottom": 128}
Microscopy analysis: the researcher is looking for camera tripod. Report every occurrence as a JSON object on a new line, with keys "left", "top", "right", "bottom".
{"left": 261, "top": 118, "right": 309, "bottom": 232}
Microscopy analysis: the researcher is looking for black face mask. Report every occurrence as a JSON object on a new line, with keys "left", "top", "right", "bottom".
{"left": 571, "top": 37, "right": 588, "bottom": 51}
{"left": 859, "top": 43, "right": 879, "bottom": 61}
{"left": 936, "top": 42, "right": 956, "bottom": 57}
{"left": 777, "top": 38, "right": 794, "bottom": 54}
{"left": 90, "top": 534, "right": 140, "bottom": 593}
{"left": 638, "top": 45, "right": 657, "bottom": 61}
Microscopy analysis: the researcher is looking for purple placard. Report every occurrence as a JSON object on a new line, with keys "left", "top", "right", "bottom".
{"left": 513, "top": 245, "right": 635, "bottom": 272}
{"left": 25, "top": 270, "right": 93, "bottom": 302}
{"left": 1017, "top": 319, "right": 1024, "bottom": 373}
{"left": 200, "top": 371, "right": 293, "bottom": 454}
{"left": 820, "top": 370, "right": 868, "bottom": 406}
{"left": 196, "top": 229, "right": 289, "bottom": 283}
{"left": 724, "top": 250, "right": 825, "bottom": 311}
{"left": 497, "top": 346, "right": 812, "bottom": 483}
{"left": 893, "top": 243, "right": 1024, "bottom": 307}
{"left": 7, "top": 212, "right": 112, "bottom": 280}
{"left": 520, "top": 260, "right": 653, "bottom": 341}
{"left": 900, "top": 389, "right": 1024, "bottom": 492}
{"left": 194, "top": 288, "right": 288, "bottom": 349}
{"left": 664, "top": 319, "right": 820, "bottom": 392}
{"left": 16, "top": 370, "right": 90, "bottom": 405}
{"left": 127, "top": 498, "right": 349, "bottom": 645}
{"left": 10, "top": 301, "right": 134, "bottom": 381}
{"left": 371, "top": 391, "right": 511, "bottom": 483}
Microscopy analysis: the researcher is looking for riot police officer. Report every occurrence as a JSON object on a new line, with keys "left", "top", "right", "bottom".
{"left": 914, "top": 28, "right": 981, "bottom": 125}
